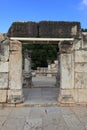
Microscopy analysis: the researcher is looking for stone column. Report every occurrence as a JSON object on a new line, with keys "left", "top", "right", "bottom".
{"left": 24, "top": 50, "right": 31, "bottom": 73}
{"left": 0, "top": 34, "right": 9, "bottom": 103}
{"left": 23, "top": 50, "right": 32, "bottom": 87}
{"left": 47, "top": 60, "right": 52, "bottom": 77}
{"left": 56, "top": 52, "right": 60, "bottom": 87}
{"left": 8, "top": 40, "right": 24, "bottom": 103}
{"left": 58, "top": 41, "right": 75, "bottom": 104}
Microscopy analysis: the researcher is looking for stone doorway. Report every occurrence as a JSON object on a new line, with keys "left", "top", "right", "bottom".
{"left": 1, "top": 31, "right": 87, "bottom": 105}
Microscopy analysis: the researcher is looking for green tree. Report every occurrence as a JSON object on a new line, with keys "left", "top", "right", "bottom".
{"left": 22, "top": 44, "right": 58, "bottom": 70}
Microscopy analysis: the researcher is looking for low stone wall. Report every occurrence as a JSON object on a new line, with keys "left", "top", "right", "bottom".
{"left": 34, "top": 60, "right": 58, "bottom": 77}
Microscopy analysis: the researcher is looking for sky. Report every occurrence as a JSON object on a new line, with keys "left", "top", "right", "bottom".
{"left": 0, "top": 0, "right": 87, "bottom": 33}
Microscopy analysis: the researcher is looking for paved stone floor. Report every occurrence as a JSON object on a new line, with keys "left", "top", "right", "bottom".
{"left": 23, "top": 76, "right": 59, "bottom": 106}
{"left": 23, "top": 87, "right": 59, "bottom": 106}
{"left": 0, "top": 106, "right": 87, "bottom": 130}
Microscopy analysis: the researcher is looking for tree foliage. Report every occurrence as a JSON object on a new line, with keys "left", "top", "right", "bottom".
{"left": 22, "top": 44, "right": 58, "bottom": 70}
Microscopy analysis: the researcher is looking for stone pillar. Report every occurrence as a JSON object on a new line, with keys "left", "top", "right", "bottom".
{"left": 8, "top": 40, "right": 23, "bottom": 103}
{"left": 48, "top": 64, "right": 51, "bottom": 71}
{"left": 58, "top": 41, "right": 75, "bottom": 104}
{"left": 23, "top": 50, "right": 32, "bottom": 87}
{"left": 56, "top": 52, "right": 60, "bottom": 87}
{"left": 0, "top": 34, "right": 9, "bottom": 103}
{"left": 24, "top": 50, "right": 31, "bottom": 73}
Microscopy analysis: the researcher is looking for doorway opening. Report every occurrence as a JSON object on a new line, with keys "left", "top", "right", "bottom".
{"left": 22, "top": 44, "right": 60, "bottom": 106}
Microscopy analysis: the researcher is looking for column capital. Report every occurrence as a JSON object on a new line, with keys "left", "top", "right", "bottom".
{"left": 59, "top": 41, "right": 73, "bottom": 54}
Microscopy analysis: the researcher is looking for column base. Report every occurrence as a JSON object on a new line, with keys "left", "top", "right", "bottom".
{"left": 7, "top": 89, "right": 24, "bottom": 104}
{"left": 58, "top": 88, "right": 87, "bottom": 104}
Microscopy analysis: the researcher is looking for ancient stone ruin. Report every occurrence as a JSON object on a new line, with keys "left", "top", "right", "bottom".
{"left": 0, "top": 21, "right": 87, "bottom": 105}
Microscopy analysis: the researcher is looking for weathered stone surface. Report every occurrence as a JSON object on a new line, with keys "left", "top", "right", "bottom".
{"left": 59, "top": 41, "right": 73, "bottom": 53}
{"left": 10, "top": 40, "right": 22, "bottom": 51}
{"left": 0, "top": 73, "right": 8, "bottom": 89}
{"left": 75, "top": 63, "right": 87, "bottom": 72}
{"left": 0, "top": 40, "right": 9, "bottom": 62}
{"left": 8, "top": 89, "right": 24, "bottom": 103}
{"left": 47, "top": 73, "right": 52, "bottom": 77}
{"left": 75, "top": 50, "right": 87, "bottom": 63}
{"left": 58, "top": 89, "right": 76, "bottom": 103}
{"left": 74, "top": 40, "right": 82, "bottom": 50}
{"left": 82, "top": 33, "right": 87, "bottom": 49}
{"left": 75, "top": 72, "right": 87, "bottom": 89}
{"left": 9, "top": 41, "right": 22, "bottom": 89}
{"left": 77, "top": 89, "right": 87, "bottom": 103}
{"left": 0, "top": 62, "right": 8, "bottom": 72}
{"left": 0, "top": 90, "right": 7, "bottom": 102}
{"left": 60, "top": 53, "right": 74, "bottom": 89}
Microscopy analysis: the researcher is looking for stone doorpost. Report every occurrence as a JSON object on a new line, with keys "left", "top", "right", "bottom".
{"left": 58, "top": 41, "right": 75, "bottom": 104}
{"left": 8, "top": 40, "right": 24, "bottom": 103}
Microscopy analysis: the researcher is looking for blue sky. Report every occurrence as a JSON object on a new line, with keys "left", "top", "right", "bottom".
{"left": 0, "top": 0, "right": 87, "bottom": 33}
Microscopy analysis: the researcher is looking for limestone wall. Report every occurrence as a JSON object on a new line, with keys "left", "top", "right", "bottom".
{"left": 58, "top": 34, "right": 87, "bottom": 104}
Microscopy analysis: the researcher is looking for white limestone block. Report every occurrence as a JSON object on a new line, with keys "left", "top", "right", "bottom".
{"left": 74, "top": 40, "right": 82, "bottom": 50}
{"left": 75, "top": 63, "right": 87, "bottom": 72}
{"left": 0, "top": 90, "right": 7, "bottom": 103}
{"left": 75, "top": 72, "right": 87, "bottom": 89}
{"left": 0, "top": 73, "right": 8, "bottom": 89}
{"left": 78, "top": 89, "right": 87, "bottom": 103}
{"left": 0, "top": 62, "right": 8, "bottom": 72}
{"left": 75, "top": 50, "right": 87, "bottom": 63}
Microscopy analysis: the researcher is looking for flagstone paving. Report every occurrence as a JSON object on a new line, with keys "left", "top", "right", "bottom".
{"left": 0, "top": 106, "right": 87, "bottom": 130}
